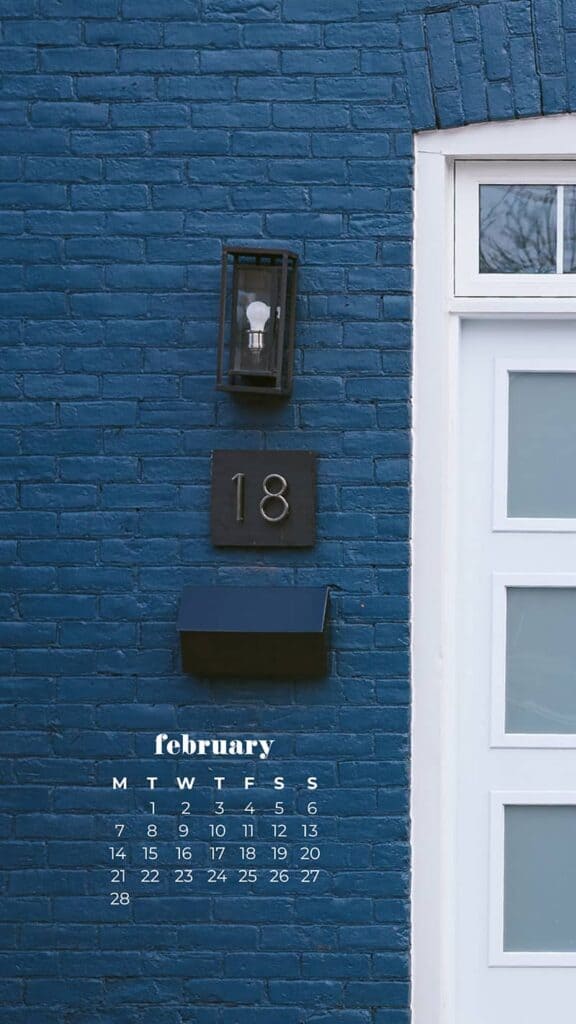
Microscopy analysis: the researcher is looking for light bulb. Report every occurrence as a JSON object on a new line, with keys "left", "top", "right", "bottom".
{"left": 246, "top": 300, "right": 271, "bottom": 352}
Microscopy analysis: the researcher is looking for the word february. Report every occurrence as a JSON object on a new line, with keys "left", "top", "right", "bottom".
{"left": 154, "top": 735, "right": 274, "bottom": 760}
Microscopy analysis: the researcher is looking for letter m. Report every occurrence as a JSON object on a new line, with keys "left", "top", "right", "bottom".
{"left": 113, "top": 777, "right": 128, "bottom": 789}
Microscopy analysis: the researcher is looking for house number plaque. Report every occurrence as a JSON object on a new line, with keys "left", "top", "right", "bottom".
{"left": 211, "top": 450, "right": 316, "bottom": 547}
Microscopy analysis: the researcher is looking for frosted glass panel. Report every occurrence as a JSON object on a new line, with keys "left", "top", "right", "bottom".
{"left": 480, "top": 184, "right": 557, "bottom": 274}
{"left": 564, "top": 186, "right": 576, "bottom": 273}
{"left": 508, "top": 372, "right": 576, "bottom": 517}
{"left": 504, "top": 805, "right": 576, "bottom": 951}
{"left": 506, "top": 588, "right": 576, "bottom": 733}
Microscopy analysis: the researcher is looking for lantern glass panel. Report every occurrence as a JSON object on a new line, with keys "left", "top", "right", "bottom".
{"left": 232, "top": 263, "right": 282, "bottom": 378}
{"left": 217, "top": 247, "right": 297, "bottom": 396}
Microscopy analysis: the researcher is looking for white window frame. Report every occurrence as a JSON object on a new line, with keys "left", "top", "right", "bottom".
{"left": 489, "top": 791, "right": 576, "bottom": 967}
{"left": 455, "top": 160, "right": 576, "bottom": 297}
{"left": 490, "top": 572, "right": 576, "bottom": 748}
{"left": 412, "top": 113, "right": 576, "bottom": 1024}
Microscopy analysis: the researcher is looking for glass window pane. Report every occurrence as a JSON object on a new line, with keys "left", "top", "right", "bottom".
{"left": 508, "top": 372, "right": 576, "bottom": 517}
{"left": 564, "top": 185, "right": 576, "bottom": 273}
{"left": 504, "top": 805, "right": 576, "bottom": 951}
{"left": 480, "top": 184, "right": 557, "bottom": 274}
{"left": 506, "top": 587, "right": 576, "bottom": 733}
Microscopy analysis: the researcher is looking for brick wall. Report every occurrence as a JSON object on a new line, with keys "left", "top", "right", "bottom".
{"left": 0, "top": 0, "right": 572, "bottom": 1021}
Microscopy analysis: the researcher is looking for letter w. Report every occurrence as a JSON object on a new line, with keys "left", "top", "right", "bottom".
{"left": 176, "top": 777, "right": 196, "bottom": 790}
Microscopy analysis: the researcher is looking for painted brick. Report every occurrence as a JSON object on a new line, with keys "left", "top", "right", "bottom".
{"left": 40, "top": 0, "right": 118, "bottom": 11}
{"left": 362, "top": 51, "right": 403, "bottom": 74}
{"left": 245, "top": 23, "right": 321, "bottom": 46}
{"left": 282, "top": 50, "right": 359, "bottom": 74}
{"left": 31, "top": 103, "right": 108, "bottom": 127}
{"left": 71, "top": 131, "right": 148, "bottom": 155}
{"left": 238, "top": 77, "right": 313, "bottom": 101}
{"left": 534, "top": 0, "right": 565, "bottom": 74}
{"left": 542, "top": 74, "right": 568, "bottom": 112}
{"left": 400, "top": 13, "right": 425, "bottom": 49}
{"left": 0, "top": 0, "right": 36, "bottom": 13}
{"left": 122, "top": 0, "right": 200, "bottom": 14}
{"left": 206, "top": 0, "right": 278, "bottom": 17}
{"left": 344, "top": 982, "right": 409, "bottom": 1007}
{"left": 427, "top": 12, "right": 459, "bottom": 89}
{"left": 219, "top": 1012, "right": 302, "bottom": 1024}
{"left": 284, "top": 0, "right": 357, "bottom": 19}
{"left": 40, "top": 49, "right": 117, "bottom": 73}
{"left": 159, "top": 76, "right": 234, "bottom": 100}
{"left": 0, "top": 128, "right": 68, "bottom": 154}
{"left": 24, "top": 157, "right": 102, "bottom": 182}
{"left": 2, "top": 75, "right": 73, "bottom": 99}
{"left": 71, "top": 185, "right": 148, "bottom": 209}
{"left": 316, "top": 76, "right": 395, "bottom": 101}
{"left": 452, "top": 7, "right": 479, "bottom": 41}
{"left": 480, "top": 3, "right": 511, "bottom": 80}
{"left": 565, "top": 0, "right": 576, "bottom": 28}
{"left": 2, "top": 2, "right": 574, "bottom": 1021}
{"left": 0, "top": 103, "right": 27, "bottom": 126}
{"left": 325, "top": 22, "right": 400, "bottom": 47}
{"left": 510, "top": 34, "right": 541, "bottom": 115}
{"left": 119, "top": 49, "right": 200, "bottom": 73}
{"left": 165, "top": 23, "right": 241, "bottom": 45}
{"left": 200, "top": 49, "right": 279, "bottom": 73}
{"left": 0, "top": 48, "right": 36, "bottom": 72}
{"left": 465, "top": 83, "right": 502, "bottom": 128}
{"left": 76, "top": 76, "right": 157, "bottom": 101}
{"left": 152, "top": 129, "right": 229, "bottom": 155}
{"left": 85, "top": 21, "right": 163, "bottom": 44}
{"left": 111, "top": 104, "right": 189, "bottom": 127}
{"left": 457, "top": 39, "right": 488, "bottom": 121}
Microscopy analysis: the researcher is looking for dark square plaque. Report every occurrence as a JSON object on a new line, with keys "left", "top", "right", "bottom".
{"left": 211, "top": 450, "right": 316, "bottom": 547}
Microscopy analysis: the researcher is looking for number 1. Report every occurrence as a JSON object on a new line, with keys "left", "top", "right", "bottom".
{"left": 232, "top": 473, "right": 245, "bottom": 522}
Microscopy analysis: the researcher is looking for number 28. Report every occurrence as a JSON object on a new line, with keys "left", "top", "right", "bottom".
{"left": 232, "top": 473, "right": 290, "bottom": 524}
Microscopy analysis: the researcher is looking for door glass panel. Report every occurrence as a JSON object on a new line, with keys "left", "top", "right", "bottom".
{"left": 479, "top": 185, "right": 557, "bottom": 274}
{"left": 506, "top": 587, "right": 576, "bottom": 733}
{"left": 508, "top": 371, "right": 576, "bottom": 517}
{"left": 504, "top": 805, "right": 576, "bottom": 951}
{"left": 564, "top": 185, "right": 576, "bottom": 272}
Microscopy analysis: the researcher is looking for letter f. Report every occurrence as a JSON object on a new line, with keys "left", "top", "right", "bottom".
{"left": 155, "top": 734, "right": 168, "bottom": 755}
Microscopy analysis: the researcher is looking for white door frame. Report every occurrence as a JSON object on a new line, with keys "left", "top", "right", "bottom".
{"left": 411, "top": 113, "right": 576, "bottom": 1024}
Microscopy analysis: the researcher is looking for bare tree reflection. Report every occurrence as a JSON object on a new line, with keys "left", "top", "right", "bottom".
{"left": 480, "top": 185, "right": 556, "bottom": 274}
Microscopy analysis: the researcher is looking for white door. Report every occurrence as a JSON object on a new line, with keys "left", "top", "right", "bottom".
{"left": 456, "top": 317, "right": 576, "bottom": 1023}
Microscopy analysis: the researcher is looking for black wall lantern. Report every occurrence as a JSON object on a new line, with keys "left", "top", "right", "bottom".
{"left": 216, "top": 246, "right": 298, "bottom": 397}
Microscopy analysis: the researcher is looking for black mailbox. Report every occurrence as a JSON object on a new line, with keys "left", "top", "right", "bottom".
{"left": 178, "top": 586, "right": 329, "bottom": 679}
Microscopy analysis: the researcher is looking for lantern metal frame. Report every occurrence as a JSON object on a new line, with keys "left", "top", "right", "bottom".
{"left": 216, "top": 246, "right": 298, "bottom": 397}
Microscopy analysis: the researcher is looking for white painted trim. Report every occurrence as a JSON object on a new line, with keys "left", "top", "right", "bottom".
{"left": 418, "top": 113, "right": 576, "bottom": 157}
{"left": 489, "top": 791, "right": 576, "bottom": 967}
{"left": 412, "top": 147, "right": 459, "bottom": 1024}
{"left": 493, "top": 358, "right": 576, "bottom": 532}
{"left": 412, "top": 113, "right": 576, "bottom": 1024}
{"left": 492, "top": 358, "right": 510, "bottom": 530}
{"left": 449, "top": 298, "right": 576, "bottom": 314}
{"left": 490, "top": 573, "right": 576, "bottom": 748}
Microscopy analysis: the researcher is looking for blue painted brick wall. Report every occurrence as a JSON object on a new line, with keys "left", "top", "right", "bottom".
{"left": 0, "top": 0, "right": 572, "bottom": 1020}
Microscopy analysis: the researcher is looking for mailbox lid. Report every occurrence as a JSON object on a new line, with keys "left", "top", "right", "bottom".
{"left": 178, "top": 585, "right": 328, "bottom": 635}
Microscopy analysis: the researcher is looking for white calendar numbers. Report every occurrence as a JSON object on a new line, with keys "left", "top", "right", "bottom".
{"left": 106, "top": 768, "right": 326, "bottom": 900}
{"left": 107, "top": 818, "right": 132, "bottom": 908}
